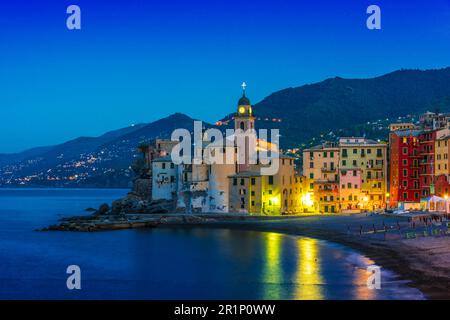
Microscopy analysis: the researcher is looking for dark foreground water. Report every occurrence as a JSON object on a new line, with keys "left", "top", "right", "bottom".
{"left": 0, "top": 188, "right": 424, "bottom": 299}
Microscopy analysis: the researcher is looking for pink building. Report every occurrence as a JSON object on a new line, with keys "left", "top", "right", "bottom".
{"left": 339, "top": 169, "right": 363, "bottom": 212}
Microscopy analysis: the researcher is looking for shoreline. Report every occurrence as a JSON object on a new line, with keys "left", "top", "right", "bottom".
{"left": 44, "top": 212, "right": 450, "bottom": 299}
{"left": 171, "top": 216, "right": 449, "bottom": 300}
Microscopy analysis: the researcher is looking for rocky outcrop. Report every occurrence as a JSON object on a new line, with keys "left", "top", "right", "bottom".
{"left": 132, "top": 178, "right": 152, "bottom": 200}
{"left": 109, "top": 192, "right": 174, "bottom": 214}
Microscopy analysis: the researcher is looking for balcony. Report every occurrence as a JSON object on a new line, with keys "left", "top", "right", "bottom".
{"left": 367, "top": 177, "right": 384, "bottom": 181}
{"left": 409, "top": 153, "right": 420, "bottom": 158}
{"left": 321, "top": 167, "right": 336, "bottom": 173}
{"left": 366, "top": 164, "right": 383, "bottom": 170}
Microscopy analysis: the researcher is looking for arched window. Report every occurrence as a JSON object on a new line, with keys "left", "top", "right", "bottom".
{"left": 240, "top": 122, "right": 245, "bottom": 130}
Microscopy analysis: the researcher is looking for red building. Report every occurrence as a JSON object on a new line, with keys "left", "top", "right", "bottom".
{"left": 435, "top": 175, "right": 450, "bottom": 198}
{"left": 418, "top": 130, "right": 436, "bottom": 198}
{"left": 389, "top": 130, "right": 421, "bottom": 208}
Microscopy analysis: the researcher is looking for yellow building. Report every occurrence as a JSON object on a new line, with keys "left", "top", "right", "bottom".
{"left": 228, "top": 155, "right": 314, "bottom": 214}
{"left": 303, "top": 142, "right": 340, "bottom": 213}
{"left": 303, "top": 138, "right": 388, "bottom": 213}
{"left": 338, "top": 138, "right": 387, "bottom": 211}
{"left": 435, "top": 135, "right": 449, "bottom": 176}
{"left": 389, "top": 123, "right": 416, "bottom": 132}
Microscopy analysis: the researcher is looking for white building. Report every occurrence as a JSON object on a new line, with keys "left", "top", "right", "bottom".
{"left": 151, "top": 156, "right": 178, "bottom": 201}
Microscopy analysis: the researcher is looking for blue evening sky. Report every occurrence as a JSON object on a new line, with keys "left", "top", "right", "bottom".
{"left": 1, "top": 0, "right": 450, "bottom": 153}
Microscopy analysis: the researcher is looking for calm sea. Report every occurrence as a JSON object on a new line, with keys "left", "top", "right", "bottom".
{"left": 0, "top": 188, "right": 424, "bottom": 299}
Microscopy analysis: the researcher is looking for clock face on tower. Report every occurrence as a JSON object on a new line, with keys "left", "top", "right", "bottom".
{"left": 238, "top": 106, "right": 246, "bottom": 114}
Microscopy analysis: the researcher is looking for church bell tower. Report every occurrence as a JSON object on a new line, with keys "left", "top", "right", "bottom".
{"left": 234, "top": 82, "right": 255, "bottom": 132}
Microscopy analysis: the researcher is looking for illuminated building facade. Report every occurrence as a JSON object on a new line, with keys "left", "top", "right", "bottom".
{"left": 388, "top": 130, "right": 421, "bottom": 209}
{"left": 339, "top": 137, "right": 388, "bottom": 211}
{"left": 303, "top": 142, "right": 340, "bottom": 213}
{"left": 434, "top": 132, "right": 450, "bottom": 198}
{"left": 304, "top": 138, "right": 387, "bottom": 213}
{"left": 419, "top": 130, "right": 436, "bottom": 198}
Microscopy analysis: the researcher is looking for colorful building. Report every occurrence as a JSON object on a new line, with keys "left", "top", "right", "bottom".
{"left": 418, "top": 130, "right": 436, "bottom": 198}
{"left": 303, "top": 142, "right": 340, "bottom": 213}
{"left": 338, "top": 137, "right": 387, "bottom": 211}
{"left": 434, "top": 132, "right": 450, "bottom": 198}
{"left": 304, "top": 137, "right": 388, "bottom": 213}
{"left": 388, "top": 130, "right": 421, "bottom": 209}
{"left": 228, "top": 156, "right": 314, "bottom": 214}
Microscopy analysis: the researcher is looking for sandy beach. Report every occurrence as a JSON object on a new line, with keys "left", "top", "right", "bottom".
{"left": 48, "top": 211, "right": 450, "bottom": 299}
{"left": 155, "top": 213, "right": 450, "bottom": 300}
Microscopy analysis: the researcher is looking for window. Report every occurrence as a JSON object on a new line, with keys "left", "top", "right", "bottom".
{"left": 162, "top": 163, "right": 166, "bottom": 169}
{"left": 330, "top": 151, "right": 334, "bottom": 157}
{"left": 268, "top": 176, "right": 274, "bottom": 185}
{"left": 170, "top": 163, "right": 175, "bottom": 169}
{"left": 251, "top": 201, "right": 255, "bottom": 206}
{"left": 251, "top": 191, "right": 255, "bottom": 196}
{"left": 310, "top": 162, "right": 314, "bottom": 168}
{"left": 367, "top": 149, "right": 372, "bottom": 154}
{"left": 233, "top": 178, "right": 237, "bottom": 186}
{"left": 403, "top": 180, "right": 408, "bottom": 187}
{"left": 377, "top": 149, "right": 383, "bottom": 157}
{"left": 353, "top": 149, "right": 357, "bottom": 154}
{"left": 353, "top": 160, "right": 357, "bottom": 166}
{"left": 323, "top": 152, "right": 327, "bottom": 158}
{"left": 342, "top": 184, "right": 345, "bottom": 189}
{"left": 403, "top": 147, "right": 407, "bottom": 155}
{"left": 342, "top": 149, "right": 348, "bottom": 157}
{"left": 170, "top": 176, "right": 175, "bottom": 183}
{"left": 342, "top": 160, "right": 347, "bottom": 166}
{"left": 403, "top": 169, "right": 407, "bottom": 177}
{"left": 353, "top": 170, "right": 357, "bottom": 176}
{"left": 347, "top": 183, "right": 351, "bottom": 189}
{"left": 403, "top": 192, "right": 408, "bottom": 200}
{"left": 251, "top": 178, "right": 255, "bottom": 185}
{"left": 240, "top": 179, "right": 245, "bottom": 186}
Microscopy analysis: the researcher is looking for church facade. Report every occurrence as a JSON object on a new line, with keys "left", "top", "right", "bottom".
{"left": 148, "top": 86, "right": 315, "bottom": 214}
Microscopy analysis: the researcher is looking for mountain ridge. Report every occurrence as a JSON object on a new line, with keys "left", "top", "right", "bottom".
{"left": 2, "top": 67, "right": 450, "bottom": 187}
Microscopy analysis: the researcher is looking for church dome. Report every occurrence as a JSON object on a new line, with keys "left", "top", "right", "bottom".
{"left": 238, "top": 94, "right": 250, "bottom": 106}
